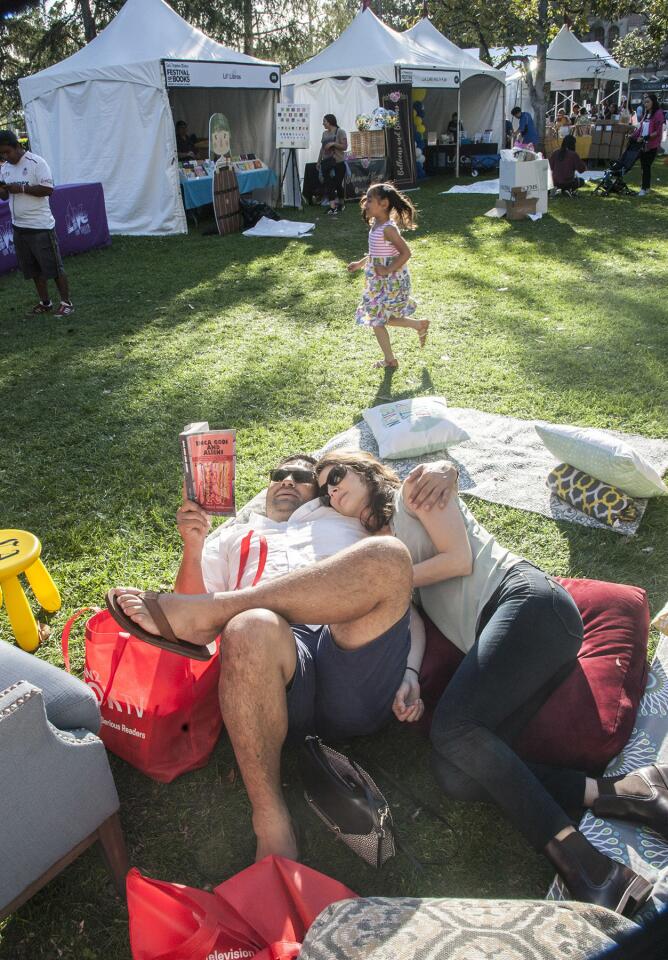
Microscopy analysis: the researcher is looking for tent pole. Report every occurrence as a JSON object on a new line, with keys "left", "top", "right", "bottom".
{"left": 455, "top": 83, "right": 461, "bottom": 177}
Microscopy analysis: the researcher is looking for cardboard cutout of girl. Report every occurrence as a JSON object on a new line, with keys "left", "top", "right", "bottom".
{"left": 209, "top": 113, "right": 231, "bottom": 160}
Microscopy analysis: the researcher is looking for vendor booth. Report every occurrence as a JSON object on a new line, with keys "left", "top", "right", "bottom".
{"left": 283, "top": 8, "right": 504, "bottom": 185}
{"left": 403, "top": 18, "right": 505, "bottom": 174}
{"left": 18, "top": 0, "right": 280, "bottom": 236}
{"left": 489, "top": 28, "right": 628, "bottom": 119}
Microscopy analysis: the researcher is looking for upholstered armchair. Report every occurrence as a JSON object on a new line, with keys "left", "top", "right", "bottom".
{"left": 0, "top": 640, "right": 129, "bottom": 918}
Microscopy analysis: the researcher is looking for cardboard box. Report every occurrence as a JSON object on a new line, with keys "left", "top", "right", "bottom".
{"left": 499, "top": 157, "right": 551, "bottom": 214}
{"left": 497, "top": 187, "right": 538, "bottom": 221}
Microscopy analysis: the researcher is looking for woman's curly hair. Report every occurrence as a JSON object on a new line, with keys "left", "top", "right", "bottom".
{"left": 314, "top": 450, "right": 400, "bottom": 533}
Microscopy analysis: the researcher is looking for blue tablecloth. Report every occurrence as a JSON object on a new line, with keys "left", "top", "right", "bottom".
{"left": 180, "top": 168, "right": 277, "bottom": 210}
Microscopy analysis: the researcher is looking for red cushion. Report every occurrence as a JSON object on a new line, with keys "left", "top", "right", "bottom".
{"left": 418, "top": 577, "right": 649, "bottom": 774}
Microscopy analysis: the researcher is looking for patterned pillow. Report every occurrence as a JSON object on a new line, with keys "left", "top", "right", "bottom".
{"left": 299, "top": 896, "right": 636, "bottom": 960}
{"left": 535, "top": 421, "right": 668, "bottom": 498}
{"left": 547, "top": 462, "right": 639, "bottom": 527}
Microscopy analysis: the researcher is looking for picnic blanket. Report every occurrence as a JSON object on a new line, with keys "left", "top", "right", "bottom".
{"left": 548, "top": 633, "right": 668, "bottom": 911}
{"left": 315, "top": 408, "right": 668, "bottom": 536}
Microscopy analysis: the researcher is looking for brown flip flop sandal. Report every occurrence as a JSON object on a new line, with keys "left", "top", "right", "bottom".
{"left": 105, "top": 590, "right": 217, "bottom": 661}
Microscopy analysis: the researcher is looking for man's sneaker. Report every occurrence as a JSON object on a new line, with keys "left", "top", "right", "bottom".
{"left": 54, "top": 301, "right": 75, "bottom": 316}
{"left": 31, "top": 300, "right": 53, "bottom": 315}
{"left": 638, "top": 189, "right": 649, "bottom": 197}
{"left": 326, "top": 207, "right": 338, "bottom": 216}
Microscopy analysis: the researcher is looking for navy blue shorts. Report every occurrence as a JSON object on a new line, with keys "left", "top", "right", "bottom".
{"left": 286, "top": 609, "right": 411, "bottom": 743}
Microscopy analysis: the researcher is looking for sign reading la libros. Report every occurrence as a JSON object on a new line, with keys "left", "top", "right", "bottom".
{"left": 163, "top": 60, "right": 281, "bottom": 90}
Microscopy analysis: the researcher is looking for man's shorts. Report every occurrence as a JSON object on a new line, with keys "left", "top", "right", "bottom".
{"left": 13, "top": 226, "right": 64, "bottom": 280}
{"left": 286, "top": 609, "right": 411, "bottom": 743}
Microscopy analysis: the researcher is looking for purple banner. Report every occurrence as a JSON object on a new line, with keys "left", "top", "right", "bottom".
{"left": 0, "top": 182, "right": 111, "bottom": 276}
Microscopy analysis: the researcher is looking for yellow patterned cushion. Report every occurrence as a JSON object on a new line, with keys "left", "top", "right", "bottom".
{"left": 547, "top": 463, "right": 639, "bottom": 527}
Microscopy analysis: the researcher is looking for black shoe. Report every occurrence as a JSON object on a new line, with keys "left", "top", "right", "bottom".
{"left": 595, "top": 764, "right": 668, "bottom": 840}
{"left": 326, "top": 207, "right": 338, "bottom": 216}
{"left": 545, "top": 831, "right": 652, "bottom": 918}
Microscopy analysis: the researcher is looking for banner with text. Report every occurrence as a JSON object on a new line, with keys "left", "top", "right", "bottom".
{"left": 398, "top": 67, "right": 460, "bottom": 89}
{"left": 163, "top": 60, "right": 280, "bottom": 90}
{"left": 377, "top": 84, "right": 417, "bottom": 190}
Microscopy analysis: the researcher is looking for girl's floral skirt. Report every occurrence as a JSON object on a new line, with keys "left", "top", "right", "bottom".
{"left": 355, "top": 256, "right": 417, "bottom": 328}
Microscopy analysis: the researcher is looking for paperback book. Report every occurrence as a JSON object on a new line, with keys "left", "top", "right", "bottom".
{"left": 179, "top": 422, "right": 236, "bottom": 515}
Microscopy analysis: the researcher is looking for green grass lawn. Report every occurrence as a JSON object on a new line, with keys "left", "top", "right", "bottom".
{"left": 1, "top": 168, "right": 667, "bottom": 959}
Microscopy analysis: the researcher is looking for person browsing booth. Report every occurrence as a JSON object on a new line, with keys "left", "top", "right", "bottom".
{"left": 0, "top": 130, "right": 74, "bottom": 316}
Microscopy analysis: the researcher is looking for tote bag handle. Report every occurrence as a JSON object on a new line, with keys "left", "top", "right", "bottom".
{"left": 61, "top": 606, "right": 100, "bottom": 673}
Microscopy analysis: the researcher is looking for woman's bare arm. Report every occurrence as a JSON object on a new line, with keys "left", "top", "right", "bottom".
{"left": 402, "top": 491, "right": 473, "bottom": 587}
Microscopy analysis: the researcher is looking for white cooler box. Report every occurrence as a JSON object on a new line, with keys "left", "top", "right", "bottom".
{"left": 499, "top": 158, "right": 552, "bottom": 214}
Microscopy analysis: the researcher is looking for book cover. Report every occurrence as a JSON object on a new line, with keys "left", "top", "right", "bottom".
{"left": 179, "top": 422, "right": 236, "bottom": 516}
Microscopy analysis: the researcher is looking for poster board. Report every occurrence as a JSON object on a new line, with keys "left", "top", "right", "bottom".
{"left": 276, "top": 104, "right": 310, "bottom": 149}
{"left": 377, "top": 84, "right": 417, "bottom": 189}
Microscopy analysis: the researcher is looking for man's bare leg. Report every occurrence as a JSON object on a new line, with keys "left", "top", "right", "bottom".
{"left": 112, "top": 537, "right": 413, "bottom": 650}
{"left": 218, "top": 609, "right": 298, "bottom": 860}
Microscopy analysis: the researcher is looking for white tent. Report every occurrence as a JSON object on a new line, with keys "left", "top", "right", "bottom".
{"left": 19, "top": 0, "right": 281, "bottom": 235}
{"left": 403, "top": 19, "right": 505, "bottom": 150}
{"left": 283, "top": 9, "right": 504, "bottom": 169}
{"left": 468, "top": 30, "right": 628, "bottom": 112}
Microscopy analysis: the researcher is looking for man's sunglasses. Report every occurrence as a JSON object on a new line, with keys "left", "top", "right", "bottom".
{"left": 269, "top": 467, "right": 316, "bottom": 485}
{"left": 318, "top": 464, "right": 348, "bottom": 504}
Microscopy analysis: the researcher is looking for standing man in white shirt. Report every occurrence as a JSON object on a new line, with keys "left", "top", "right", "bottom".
{"left": 0, "top": 130, "right": 74, "bottom": 316}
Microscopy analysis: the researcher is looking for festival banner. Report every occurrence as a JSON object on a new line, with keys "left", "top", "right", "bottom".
{"left": 377, "top": 84, "right": 416, "bottom": 189}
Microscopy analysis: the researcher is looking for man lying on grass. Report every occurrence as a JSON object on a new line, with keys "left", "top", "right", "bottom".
{"left": 107, "top": 452, "right": 457, "bottom": 860}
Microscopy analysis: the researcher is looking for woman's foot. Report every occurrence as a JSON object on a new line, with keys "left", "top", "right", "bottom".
{"left": 594, "top": 764, "right": 668, "bottom": 839}
{"left": 545, "top": 829, "right": 652, "bottom": 917}
{"left": 417, "top": 320, "right": 430, "bottom": 348}
{"left": 373, "top": 358, "right": 399, "bottom": 369}
{"left": 110, "top": 587, "right": 222, "bottom": 648}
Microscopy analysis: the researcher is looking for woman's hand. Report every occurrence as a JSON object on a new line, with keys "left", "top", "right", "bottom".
{"left": 347, "top": 260, "right": 363, "bottom": 273}
{"left": 392, "top": 672, "right": 424, "bottom": 723}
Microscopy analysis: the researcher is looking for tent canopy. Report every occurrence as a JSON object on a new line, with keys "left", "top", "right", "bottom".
{"left": 467, "top": 29, "right": 628, "bottom": 85}
{"left": 19, "top": 0, "right": 279, "bottom": 236}
{"left": 20, "top": 0, "right": 276, "bottom": 103}
{"left": 403, "top": 19, "right": 505, "bottom": 83}
{"left": 284, "top": 8, "right": 451, "bottom": 86}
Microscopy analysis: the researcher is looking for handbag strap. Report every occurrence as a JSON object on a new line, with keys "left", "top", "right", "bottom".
{"left": 234, "top": 530, "right": 268, "bottom": 590}
{"left": 60, "top": 606, "right": 100, "bottom": 673}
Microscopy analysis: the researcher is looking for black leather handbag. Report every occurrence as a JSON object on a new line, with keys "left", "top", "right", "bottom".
{"left": 299, "top": 736, "right": 395, "bottom": 869}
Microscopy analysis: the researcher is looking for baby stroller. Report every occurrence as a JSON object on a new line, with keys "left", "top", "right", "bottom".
{"left": 593, "top": 140, "right": 642, "bottom": 197}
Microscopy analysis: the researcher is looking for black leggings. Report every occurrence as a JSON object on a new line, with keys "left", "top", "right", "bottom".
{"left": 430, "top": 562, "right": 586, "bottom": 851}
{"left": 325, "top": 161, "right": 346, "bottom": 205}
{"left": 640, "top": 148, "right": 658, "bottom": 190}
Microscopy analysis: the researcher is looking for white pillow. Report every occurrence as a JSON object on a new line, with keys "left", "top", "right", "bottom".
{"left": 362, "top": 397, "right": 470, "bottom": 460}
{"left": 535, "top": 422, "right": 668, "bottom": 498}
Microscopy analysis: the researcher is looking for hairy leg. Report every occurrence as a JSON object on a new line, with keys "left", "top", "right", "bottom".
{"left": 55, "top": 272, "right": 71, "bottom": 302}
{"left": 113, "top": 536, "right": 413, "bottom": 649}
{"left": 218, "top": 609, "right": 298, "bottom": 860}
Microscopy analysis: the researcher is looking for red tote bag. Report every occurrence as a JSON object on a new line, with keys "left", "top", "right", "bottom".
{"left": 127, "top": 856, "right": 357, "bottom": 960}
{"left": 62, "top": 607, "right": 223, "bottom": 783}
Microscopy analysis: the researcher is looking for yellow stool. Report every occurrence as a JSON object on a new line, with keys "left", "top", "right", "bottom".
{"left": 0, "top": 530, "right": 61, "bottom": 652}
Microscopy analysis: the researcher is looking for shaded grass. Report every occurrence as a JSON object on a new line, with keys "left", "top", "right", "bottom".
{"left": 0, "top": 166, "right": 667, "bottom": 959}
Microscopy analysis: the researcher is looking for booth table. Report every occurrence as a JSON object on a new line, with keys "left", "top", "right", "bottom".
{"left": 425, "top": 142, "right": 498, "bottom": 175}
{"left": 0, "top": 182, "right": 110, "bottom": 277}
{"left": 180, "top": 167, "right": 277, "bottom": 211}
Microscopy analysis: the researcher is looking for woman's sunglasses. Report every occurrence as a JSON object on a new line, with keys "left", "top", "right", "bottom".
{"left": 269, "top": 467, "right": 316, "bottom": 484}
{"left": 318, "top": 464, "right": 348, "bottom": 504}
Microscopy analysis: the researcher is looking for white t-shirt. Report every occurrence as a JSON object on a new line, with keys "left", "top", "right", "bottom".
{"left": 201, "top": 498, "right": 368, "bottom": 601}
{"left": 0, "top": 151, "right": 55, "bottom": 229}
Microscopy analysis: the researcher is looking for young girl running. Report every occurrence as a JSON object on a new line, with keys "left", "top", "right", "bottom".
{"left": 349, "top": 182, "right": 429, "bottom": 369}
